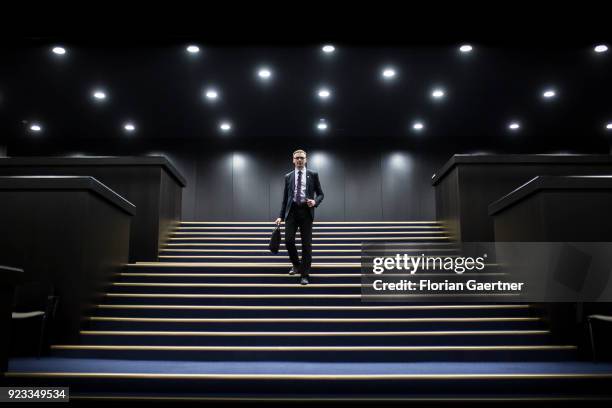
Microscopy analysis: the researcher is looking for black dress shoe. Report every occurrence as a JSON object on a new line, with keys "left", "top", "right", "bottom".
{"left": 289, "top": 267, "right": 298, "bottom": 275}
{"left": 300, "top": 276, "right": 309, "bottom": 285}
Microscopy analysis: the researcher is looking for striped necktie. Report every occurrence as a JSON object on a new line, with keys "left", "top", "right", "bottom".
{"left": 294, "top": 170, "right": 303, "bottom": 203}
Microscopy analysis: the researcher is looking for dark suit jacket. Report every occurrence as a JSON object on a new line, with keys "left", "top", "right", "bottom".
{"left": 279, "top": 169, "right": 324, "bottom": 221}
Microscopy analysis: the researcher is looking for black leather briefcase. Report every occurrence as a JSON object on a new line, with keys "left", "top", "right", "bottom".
{"left": 269, "top": 225, "right": 281, "bottom": 254}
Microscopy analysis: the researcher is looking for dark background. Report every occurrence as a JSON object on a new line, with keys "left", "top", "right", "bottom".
{"left": 2, "top": 39, "right": 611, "bottom": 220}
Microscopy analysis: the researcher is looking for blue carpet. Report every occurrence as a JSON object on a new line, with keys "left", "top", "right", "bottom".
{"left": 9, "top": 357, "right": 612, "bottom": 375}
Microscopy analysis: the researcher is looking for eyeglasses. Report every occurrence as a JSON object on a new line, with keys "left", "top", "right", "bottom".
{"left": 294, "top": 157, "right": 306, "bottom": 160}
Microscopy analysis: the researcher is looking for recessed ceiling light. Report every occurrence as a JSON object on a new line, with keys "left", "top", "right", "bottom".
{"left": 52, "top": 46, "right": 66, "bottom": 55}
{"left": 317, "top": 119, "right": 328, "bottom": 131}
{"left": 93, "top": 90, "right": 107, "bottom": 100}
{"left": 220, "top": 122, "right": 232, "bottom": 131}
{"left": 186, "top": 45, "right": 200, "bottom": 54}
{"left": 318, "top": 88, "right": 331, "bottom": 99}
{"left": 124, "top": 123, "right": 136, "bottom": 132}
{"left": 594, "top": 44, "right": 608, "bottom": 53}
{"left": 258, "top": 68, "right": 272, "bottom": 80}
{"left": 382, "top": 67, "right": 396, "bottom": 79}
{"left": 508, "top": 122, "right": 521, "bottom": 130}
{"left": 459, "top": 44, "right": 473, "bottom": 53}
{"left": 322, "top": 45, "right": 335, "bottom": 53}
{"left": 30, "top": 124, "right": 42, "bottom": 132}
{"left": 431, "top": 88, "right": 445, "bottom": 99}
{"left": 205, "top": 89, "right": 219, "bottom": 100}
{"left": 412, "top": 122, "right": 424, "bottom": 131}
{"left": 543, "top": 89, "right": 556, "bottom": 98}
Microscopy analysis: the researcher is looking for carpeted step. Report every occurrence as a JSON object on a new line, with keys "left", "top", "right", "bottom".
{"left": 48, "top": 344, "right": 578, "bottom": 362}
{"left": 108, "top": 282, "right": 363, "bottom": 294}
{"left": 100, "top": 293, "right": 522, "bottom": 306}
{"left": 116, "top": 273, "right": 364, "bottom": 284}
{"left": 175, "top": 225, "right": 445, "bottom": 231}
{"left": 125, "top": 264, "right": 361, "bottom": 273}
{"left": 158, "top": 255, "right": 364, "bottom": 262}
{"left": 159, "top": 248, "right": 460, "bottom": 257}
{"left": 7, "top": 360, "right": 612, "bottom": 400}
{"left": 167, "top": 237, "right": 453, "bottom": 244}
{"left": 163, "top": 242, "right": 457, "bottom": 250}
{"left": 154, "top": 255, "right": 483, "bottom": 264}
{"left": 89, "top": 304, "right": 534, "bottom": 319}
{"left": 83, "top": 316, "right": 545, "bottom": 332}
{"left": 114, "top": 273, "right": 506, "bottom": 285}
{"left": 77, "top": 329, "right": 553, "bottom": 347}
{"left": 178, "top": 221, "right": 444, "bottom": 226}
{"left": 170, "top": 232, "right": 450, "bottom": 239}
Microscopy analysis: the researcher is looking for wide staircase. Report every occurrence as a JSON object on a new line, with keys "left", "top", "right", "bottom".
{"left": 8, "top": 221, "right": 612, "bottom": 401}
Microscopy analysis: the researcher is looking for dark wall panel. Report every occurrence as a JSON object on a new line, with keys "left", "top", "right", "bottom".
{"left": 188, "top": 148, "right": 441, "bottom": 221}
{"left": 435, "top": 168, "right": 461, "bottom": 239}
{"left": 167, "top": 151, "right": 196, "bottom": 224}
{"left": 159, "top": 169, "right": 183, "bottom": 246}
{"left": 267, "top": 156, "right": 292, "bottom": 221}
{"left": 344, "top": 151, "right": 383, "bottom": 221}
{"left": 382, "top": 152, "right": 442, "bottom": 220}
{"left": 232, "top": 152, "right": 271, "bottom": 221}
{"left": 195, "top": 151, "right": 233, "bottom": 221}
{"left": 304, "top": 151, "right": 345, "bottom": 222}
{"left": 382, "top": 152, "right": 412, "bottom": 220}
{"left": 415, "top": 156, "right": 442, "bottom": 219}
{"left": 6, "top": 142, "right": 452, "bottom": 221}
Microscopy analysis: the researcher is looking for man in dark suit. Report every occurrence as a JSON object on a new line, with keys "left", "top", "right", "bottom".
{"left": 275, "top": 149, "right": 324, "bottom": 285}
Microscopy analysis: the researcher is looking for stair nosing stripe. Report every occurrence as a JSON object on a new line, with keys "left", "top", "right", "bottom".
{"left": 173, "top": 232, "right": 448, "bottom": 235}
{"left": 177, "top": 226, "right": 446, "bottom": 230}
{"left": 158, "top": 256, "right": 364, "bottom": 259}
{"left": 6, "top": 372, "right": 608, "bottom": 380}
{"left": 164, "top": 243, "right": 455, "bottom": 247}
{"left": 180, "top": 221, "right": 442, "bottom": 225}
{"left": 8, "top": 372, "right": 606, "bottom": 380}
{"left": 49, "top": 345, "right": 576, "bottom": 351}
{"left": 128, "top": 263, "right": 501, "bottom": 268}
{"left": 129, "top": 263, "right": 361, "bottom": 267}
{"left": 105, "top": 293, "right": 362, "bottom": 298}
{"left": 95, "top": 304, "right": 531, "bottom": 310}
{"left": 120, "top": 273, "right": 364, "bottom": 277}
{"left": 159, "top": 249, "right": 459, "bottom": 252}
{"left": 118, "top": 273, "right": 507, "bottom": 277}
{"left": 168, "top": 238, "right": 451, "bottom": 241}
{"left": 87, "top": 317, "right": 541, "bottom": 322}
{"left": 65, "top": 396, "right": 612, "bottom": 402}
{"left": 103, "top": 293, "right": 522, "bottom": 298}
{"left": 112, "top": 283, "right": 362, "bottom": 287}
{"left": 79, "top": 330, "right": 550, "bottom": 336}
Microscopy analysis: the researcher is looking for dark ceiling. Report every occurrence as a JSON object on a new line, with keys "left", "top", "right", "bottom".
{"left": 1, "top": 40, "right": 611, "bottom": 152}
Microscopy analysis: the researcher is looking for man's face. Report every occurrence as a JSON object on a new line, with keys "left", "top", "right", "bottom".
{"left": 293, "top": 153, "right": 307, "bottom": 169}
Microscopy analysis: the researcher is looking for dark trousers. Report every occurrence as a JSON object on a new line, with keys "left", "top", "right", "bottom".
{"left": 284, "top": 202, "right": 313, "bottom": 278}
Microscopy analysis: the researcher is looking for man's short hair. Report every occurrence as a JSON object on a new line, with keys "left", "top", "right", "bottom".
{"left": 293, "top": 149, "right": 307, "bottom": 158}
